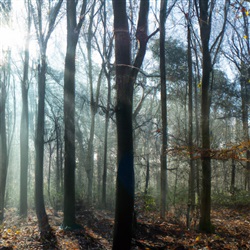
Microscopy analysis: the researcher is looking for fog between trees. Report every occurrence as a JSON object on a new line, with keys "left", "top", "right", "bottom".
{"left": 0, "top": 0, "right": 249, "bottom": 248}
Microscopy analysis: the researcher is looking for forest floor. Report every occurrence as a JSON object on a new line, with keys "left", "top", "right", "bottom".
{"left": 0, "top": 204, "right": 250, "bottom": 249}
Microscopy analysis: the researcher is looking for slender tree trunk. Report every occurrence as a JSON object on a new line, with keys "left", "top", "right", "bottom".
{"left": 32, "top": 0, "right": 63, "bottom": 236}
{"left": 20, "top": 1, "right": 31, "bottom": 216}
{"left": 55, "top": 121, "right": 61, "bottom": 212}
{"left": 144, "top": 155, "right": 150, "bottom": 194}
{"left": 86, "top": 1, "right": 96, "bottom": 205}
{"left": 63, "top": 0, "right": 87, "bottom": 228}
{"left": 187, "top": 13, "right": 195, "bottom": 210}
{"left": 35, "top": 56, "right": 51, "bottom": 236}
{"left": 160, "top": 0, "right": 168, "bottom": 219}
{"left": 0, "top": 74, "right": 8, "bottom": 223}
{"left": 198, "top": 0, "right": 213, "bottom": 233}
{"left": 102, "top": 74, "right": 111, "bottom": 208}
{"left": 230, "top": 158, "right": 236, "bottom": 195}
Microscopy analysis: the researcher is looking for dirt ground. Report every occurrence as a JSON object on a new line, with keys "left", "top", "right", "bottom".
{"left": 0, "top": 205, "right": 249, "bottom": 249}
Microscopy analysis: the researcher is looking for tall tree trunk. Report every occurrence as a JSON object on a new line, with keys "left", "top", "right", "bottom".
{"left": 230, "top": 158, "right": 236, "bottom": 195}
{"left": 0, "top": 73, "right": 8, "bottom": 223}
{"left": 112, "top": 1, "right": 133, "bottom": 248}
{"left": 144, "top": 155, "right": 150, "bottom": 194}
{"left": 32, "top": 0, "right": 63, "bottom": 236}
{"left": 35, "top": 56, "right": 51, "bottom": 235}
{"left": 160, "top": 0, "right": 168, "bottom": 219}
{"left": 240, "top": 65, "right": 250, "bottom": 191}
{"left": 85, "top": 1, "right": 96, "bottom": 205}
{"left": 20, "top": 0, "right": 31, "bottom": 217}
{"left": 55, "top": 120, "right": 61, "bottom": 212}
{"left": 102, "top": 73, "right": 111, "bottom": 208}
{"left": 187, "top": 11, "right": 195, "bottom": 210}
{"left": 112, "top": 0, "right": 151, "bottom": 248}
{"left": 63, "top": 0, "right": 87, "bottom": 228}
{"left": 101, "top": 0, "right": 113, "bottom": 208}
{"left": 198, "top": 0, "right": 213, "bottom": 233}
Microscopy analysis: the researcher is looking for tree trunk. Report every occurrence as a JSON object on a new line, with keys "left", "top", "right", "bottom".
{"left": 63, "top": 0, "right": 87, "bottom": 228}
{"left": 85, "top": 1, "right": 96, "bottom": 205}
{"left": 144, "top": 155, "right": 150, "bottom": 194}
{"left": 112, "top": 1, "right": 134, "bottom": 248}
{"left": 35, "top": 57, "right": 51, "bottom": 236}
{"left": 101, "top": 0, "right": 113, "bottom": 208}
{"left": 0, "top": 74, "right": 8, "bottom": 223}
{"left": 20, "top": 16, "right": 30, "bottom": 217}
{"left": 102, "top": 73, "right": 111, "bottom": 208}
{"left": 198, "top": 0, "right": 213, "bottom": 233}
{"left": 112, "top": 0, "right": 151, "bottom": 248}
{"left": 32, "top": 0, "right": 63, "bottom": 236}
{"left": 230, "top": 158, "right": 236, "bottom": 196}
{"left": 55, "top": 120, "right": 61, "bottom": 212}
{"left": 240, "top": 67, "right": 250, "bottom": 191}
{"left": 187, "top": 13, "right": 195, "bottom": 210}
{"left": 160, "top": 0, "right": 168, "bottom": 219}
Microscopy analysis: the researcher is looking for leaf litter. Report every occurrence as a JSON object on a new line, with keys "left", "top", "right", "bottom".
{"left": 0, "top": 206, "right": 249, "bottom": 249}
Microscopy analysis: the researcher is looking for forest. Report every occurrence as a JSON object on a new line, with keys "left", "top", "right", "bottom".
{"left": 0, "top": 0, "right": 250, "bottom": 249}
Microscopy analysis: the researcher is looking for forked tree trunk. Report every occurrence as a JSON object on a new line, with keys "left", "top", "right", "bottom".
{"left": 112, "top": 0, "right": 151, "bottom": 248}
{"left": 32, "top": 0, "right": 63, "bottom": 236}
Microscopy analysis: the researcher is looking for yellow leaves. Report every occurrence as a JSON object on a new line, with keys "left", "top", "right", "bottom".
{"left": 195, "top": 235, "right": 201, "bottom": 242}
{"left": 6, "top": 228, "right": 13, "bottom": 234}
{"left": 198, "top": 82, "right": 202, "bottom": 88}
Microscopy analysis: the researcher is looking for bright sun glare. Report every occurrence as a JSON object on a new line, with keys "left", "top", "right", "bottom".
{"left": 0, "top": 1, "right": 26, "bottom": 66}
{"left": 0, "top": 26, "right": 23, "bottom": 65}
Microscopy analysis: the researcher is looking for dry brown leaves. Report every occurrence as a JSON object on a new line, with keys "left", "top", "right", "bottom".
{"left": 0, "top": 206, "right": 249, "bottom": 249}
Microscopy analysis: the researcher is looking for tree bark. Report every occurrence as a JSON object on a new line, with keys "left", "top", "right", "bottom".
{"left": 197, "top": 0, "right": 213, "bottom": 233}
{"left": 160, "top": 0, "right": 168, "bottom": 219}
{"left": 20, "top": 0, "right": 31, "bottom": 217}
{"left": 63, "top": 0, "right": 87, "bottom": 228}
{"left": 240, "top": 65, "right": 250, "bottom": 191}
{"left": 187, "top": 11, "right": 195, "bottom": 210}
{"left": 32, "top": 0, "right": 63, "bottom": 236}
{"left": 112, "top": 0, "right": 151, "bottom": 248}
{"left": 85, "top": 0, "right": 96, "bottom": 205}
{"left": 112, "top": 1, "right": 133, "bottom": 248}
{"left": 0, "top": 72, "right": 8, "bottom": 223}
